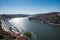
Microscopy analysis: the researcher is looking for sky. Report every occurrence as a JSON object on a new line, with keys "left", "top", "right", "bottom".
{"left": 0, "top": 0, "right": 60, "bottom": 15}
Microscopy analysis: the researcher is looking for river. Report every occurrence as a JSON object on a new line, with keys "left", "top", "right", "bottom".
{"left": 8, "top": 17, "right": 60, "bottom": 40}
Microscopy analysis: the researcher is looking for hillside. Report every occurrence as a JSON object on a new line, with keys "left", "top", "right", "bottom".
{"left": 29, "top": 12, "right": 60, "bottom": 24}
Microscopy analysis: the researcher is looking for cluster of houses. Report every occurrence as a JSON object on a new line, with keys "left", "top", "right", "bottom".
{"left": 29, "top": 12, "right": 60, "bottom": 24}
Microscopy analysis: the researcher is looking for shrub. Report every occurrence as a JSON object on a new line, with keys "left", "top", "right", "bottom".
{"left": 23, "top": 32, "right": 32, "bottom": 39}
{"left": 0, "top": 34, "right": 5, "bottom": 39}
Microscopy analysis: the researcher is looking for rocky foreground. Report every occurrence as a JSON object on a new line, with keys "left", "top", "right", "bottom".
{"left": 0, "top": 20, "right": 28, "bottom": 40}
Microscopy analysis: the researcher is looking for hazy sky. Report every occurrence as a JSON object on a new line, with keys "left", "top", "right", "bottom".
{"left": 0, "top": 0, "right": 60, "bottom": 15}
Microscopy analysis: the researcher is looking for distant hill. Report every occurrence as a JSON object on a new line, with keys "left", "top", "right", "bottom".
{"left": 0, "top": 14, "right": 30, "bottom": 19}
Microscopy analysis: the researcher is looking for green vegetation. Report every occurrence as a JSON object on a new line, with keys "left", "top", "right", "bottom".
{"left": 52, "top": 16, "right": 60, "bottom": 23}
{"left": 23, "top": 32, "right": 32, "bottom": 39}
{"left": 52, "top": 16, "right": 60, "bottom": 20}
{"left": 0, "top": 34, "right": 5, "bottom": 39}
{"left": 0, "top": 34, "right": 10, "bottom": 40}
{"left": 56, "top": 16, "right": 60, "bottom": 20}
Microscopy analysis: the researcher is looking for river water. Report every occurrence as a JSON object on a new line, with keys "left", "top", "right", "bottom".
{"left": 9, "top": 17, "right": 60, "bottom": 40}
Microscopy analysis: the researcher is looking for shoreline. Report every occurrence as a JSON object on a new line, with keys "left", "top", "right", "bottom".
{"left": 29, "top": 19, "right": 60, "bottom": 26}
{"left": 48, "top": 23, "right": 60, "bottom": 26}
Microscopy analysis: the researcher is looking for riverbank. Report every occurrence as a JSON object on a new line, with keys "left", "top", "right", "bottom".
{"left": 0, "top": 20, "right": 11, "bottom": 40}
{"left": 8, "top": 17, "right": 60, "bottom": 40}
{"left": 28, "top": 18, "right": 60, "bottom": 26}
{"left": 0, "top": 18, "right": 28, "bottom": 40}
{"left": 0, "top": 26, "right": 28, "bottom": 40}
{"left": 0, "top": 26, "right": 13, "bottom": 40}
{"left": 10, "top": 30, "right": 28, "bottom": 40}
{"left": 48, "top": 23, "right": 60, "bottom": 26}
{"left": 28, "top": 12, "right": 60, "bottom": 26}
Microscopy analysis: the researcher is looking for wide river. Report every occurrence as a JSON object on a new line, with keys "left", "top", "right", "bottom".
{"left": 9, "top": 17, "right": 60, "bottom": 40}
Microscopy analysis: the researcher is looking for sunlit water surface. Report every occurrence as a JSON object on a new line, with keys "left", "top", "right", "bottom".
{"left": 9, "top": 17, "right": 60, "bottom": 40}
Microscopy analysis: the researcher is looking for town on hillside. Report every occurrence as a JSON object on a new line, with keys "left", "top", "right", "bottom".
{"left": 29, "top": 12, "right": 60, "bottom": 24}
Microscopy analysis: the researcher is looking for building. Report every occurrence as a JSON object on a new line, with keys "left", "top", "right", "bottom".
{"left": 29, "top": 12, "right": 60, "bottom": 24}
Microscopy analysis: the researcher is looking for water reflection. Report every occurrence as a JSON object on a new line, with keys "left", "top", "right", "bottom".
{"left": 9, "top": 18, "right": 26, "bottom": 33}
{"left": 8, "top": 17, "right": 60, "bottom": 40}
